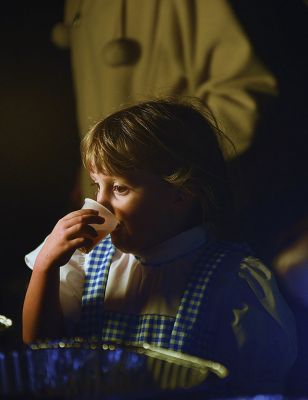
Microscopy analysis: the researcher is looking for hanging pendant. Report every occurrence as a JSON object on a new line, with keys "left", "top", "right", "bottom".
{"left": 103, "top": 38, "right": 141, "bottom": 67}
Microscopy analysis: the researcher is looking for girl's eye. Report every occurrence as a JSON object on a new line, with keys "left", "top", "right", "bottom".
{"left": 113, "top": 185, "right": 129, "bottom": 195}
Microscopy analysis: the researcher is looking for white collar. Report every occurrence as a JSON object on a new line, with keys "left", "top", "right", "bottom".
{"left": 135, "top": 225, "right": 208, "bottom": 267}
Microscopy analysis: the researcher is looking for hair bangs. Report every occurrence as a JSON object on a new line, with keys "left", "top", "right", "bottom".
{"left": 81, "top": 118, "right": 143, "bottom": 177}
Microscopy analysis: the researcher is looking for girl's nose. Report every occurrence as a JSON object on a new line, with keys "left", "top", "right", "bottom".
{"left": 96, "top": 190, "right": 108, "bottom": 206}
{"left": 96, "top": 190, "right": 113, "bottom": 212}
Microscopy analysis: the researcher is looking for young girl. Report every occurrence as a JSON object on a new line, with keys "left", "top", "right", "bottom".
{"left": 23, "top": 99, "right": 296, "bottom": 393}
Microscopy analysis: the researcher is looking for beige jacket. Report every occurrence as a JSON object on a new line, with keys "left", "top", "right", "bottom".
{"left": 54, "top": 0, "right": 277, "bottom": 196}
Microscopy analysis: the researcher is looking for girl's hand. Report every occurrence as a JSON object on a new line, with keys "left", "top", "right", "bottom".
{"left": 34, "top": 209, "right": 104, "bottom": 271}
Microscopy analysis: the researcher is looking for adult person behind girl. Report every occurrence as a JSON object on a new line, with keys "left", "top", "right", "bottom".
{"left": 23, "top": 99, "right": 296, "bottom": 393}
{"left": 52, "top": 0, "right": 277, "bottom": 199}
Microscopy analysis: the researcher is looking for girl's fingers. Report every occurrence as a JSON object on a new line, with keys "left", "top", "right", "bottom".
{"left": 66, "top": 223, "right": 99, "bottom": 239}
{"left": 61, "top": 209, "right": 99, "bottom": 221}
{"left": 70, "top": 237, "right": 93, "bottom": 250}
{"left": 61, "top": 214, "right": 105, "bottom": 229}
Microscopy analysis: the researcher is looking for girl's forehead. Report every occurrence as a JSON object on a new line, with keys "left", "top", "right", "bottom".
{"left": 90, "top": 169, "right": 166, "bottom": 186}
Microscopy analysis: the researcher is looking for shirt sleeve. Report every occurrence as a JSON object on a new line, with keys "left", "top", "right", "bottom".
{"left": 210, "top": 255, "right": 297, "bottom": 393}
{"left": 192, "top": 0, "right": 277, "bottom": 157}
{"left": 25, "top": 240, "right": 85, "bottom": 333}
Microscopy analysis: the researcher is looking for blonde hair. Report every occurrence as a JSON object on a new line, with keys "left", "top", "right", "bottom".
{"left": 81, "top": 98, "right": 233, "bottom": 234}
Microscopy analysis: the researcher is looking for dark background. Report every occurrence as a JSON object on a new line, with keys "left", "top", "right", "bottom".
{"left": 0, "top": 0, "right": 308, "bottom": 393}
{"left": 0, "top": 1, "right": 80, "bottom": 347}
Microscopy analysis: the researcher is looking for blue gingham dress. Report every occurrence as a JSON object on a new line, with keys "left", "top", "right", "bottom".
{"left": 79, "top": 236, "right": 247, "bottom": 358}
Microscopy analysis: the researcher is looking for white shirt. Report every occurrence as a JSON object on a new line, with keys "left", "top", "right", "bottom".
{"left": 25, "top": 226, "right": 208, "bottom": 326}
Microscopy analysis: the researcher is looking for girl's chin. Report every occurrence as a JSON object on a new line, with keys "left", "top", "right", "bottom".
{"left": 110, "top": 230, "right": 142, "bottom": 255}
{"left": 110, "top": 230, "right": 130, "bottom": 253}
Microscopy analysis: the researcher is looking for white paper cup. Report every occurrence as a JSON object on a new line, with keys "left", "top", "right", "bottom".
{"left": 80, "top": 198, "right": 119, "bottom": 253}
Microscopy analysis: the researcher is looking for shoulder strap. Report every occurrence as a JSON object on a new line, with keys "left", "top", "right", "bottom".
{"left": 79, "top": 236, "right": 116, "bottom": 336}
{"left": 170, "top": 240, "right": 249, "bottom": 356}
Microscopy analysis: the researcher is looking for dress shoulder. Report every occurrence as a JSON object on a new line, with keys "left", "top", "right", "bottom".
{"left": 207, "top": 245, "right": 297, "bottom": 392}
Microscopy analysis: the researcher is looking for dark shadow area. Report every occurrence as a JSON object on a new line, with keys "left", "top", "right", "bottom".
{"left": 229, "top": 0, "right": 308, "bottom": 395}
{"left": 229, "top": 0, "right": 308, "bottom": 261}
{"left": 0, "top": 1, "right": 79, "bottom": 348}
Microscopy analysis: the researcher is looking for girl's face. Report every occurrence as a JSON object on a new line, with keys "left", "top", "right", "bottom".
{"left": 90, "top": 170, "right": 194, "bottom": 255}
